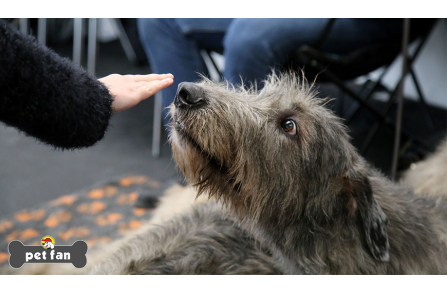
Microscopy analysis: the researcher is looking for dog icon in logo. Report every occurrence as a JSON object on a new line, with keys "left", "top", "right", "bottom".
{"left": 41, "top": 236, "right": 55, "bottom": 250}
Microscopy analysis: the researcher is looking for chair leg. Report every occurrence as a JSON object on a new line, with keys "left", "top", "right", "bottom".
{"left": 206, "top": 50, "right": 223, "bottom": 78}
{"left": 111, "top": 19, "right": 137, "bottom": 64}
{"left": 345, "top": 66, "right": 391, "bottom": 122}
{"left": 19, "top": 18, "right": 29, "bottom": 34}
{"left": 87, "top": 18, "right": 98, "bottom": 75}
{"left": 343, "top": 79, "right": 371, "bottom": 120}
{"left": 37, "top": 18, "right": 47, "bottom": 45}
{"left": 390, "top": 18, "right": 410, "bottom": 180}
{"left": 359, "top": 57, "right": 433, "bottom": 155}
{"left": 359, "top": 53, "right": 423, "bottom": 154}
{"left": 73, "top": 18, "right": 84, "bottom": 66}
{"left": 152, "top": 92, "right": 163, "bottom": 158}
{"left": 201, "top": 50, "right": 223, "bottom": 82}
{"left": 360, "top": 79, "right": 402, "bottom": 154}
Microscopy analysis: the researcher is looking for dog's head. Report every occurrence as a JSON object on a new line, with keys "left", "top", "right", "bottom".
{"left": 169, "top": 72, "right": 389, "bottom": 262}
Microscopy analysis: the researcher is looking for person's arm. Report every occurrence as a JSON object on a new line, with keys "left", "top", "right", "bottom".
{"left": 0, "top": 20, "right": 173, "bottom": 149}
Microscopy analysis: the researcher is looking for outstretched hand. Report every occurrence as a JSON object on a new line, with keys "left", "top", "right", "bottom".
{"left": 99, "top": 73, "right": 174, "bottom": 113}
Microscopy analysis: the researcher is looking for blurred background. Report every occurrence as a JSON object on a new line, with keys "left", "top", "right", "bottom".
{"left": 0, "top": 18, "right": 446, "bottom": 221}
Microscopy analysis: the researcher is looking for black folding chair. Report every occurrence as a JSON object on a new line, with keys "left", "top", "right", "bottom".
{"left": 288, "top": 18, "right": 438, "bottom": 174}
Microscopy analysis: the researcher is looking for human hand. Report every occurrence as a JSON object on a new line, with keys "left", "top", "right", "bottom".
{"left": 99, "top": 73, "right": 174, "bottom": 113}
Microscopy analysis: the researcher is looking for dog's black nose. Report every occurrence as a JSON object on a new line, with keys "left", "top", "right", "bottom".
{"left": 175, "top": 82, "right": 206, "bottom": 109}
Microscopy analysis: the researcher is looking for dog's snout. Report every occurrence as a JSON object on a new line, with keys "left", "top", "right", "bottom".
{"left": 175, "top": 82, "right": 206, "bottom": 109}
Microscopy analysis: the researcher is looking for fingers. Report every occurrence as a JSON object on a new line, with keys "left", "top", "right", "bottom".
{"left": 135, "top": 81, "right": 149, "bottom": 88}
{"left": 132, "top": 73, "right": 174, "bottom": 82}
{"left": 136, "top": 78, "right": 174, "bottom": 101}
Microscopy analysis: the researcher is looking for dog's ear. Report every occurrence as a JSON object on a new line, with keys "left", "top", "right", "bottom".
{"left": 343, "top": 174, "right": 390, "bottom": 262}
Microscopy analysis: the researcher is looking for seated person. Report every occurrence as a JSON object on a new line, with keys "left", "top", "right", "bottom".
{"left": 137, "top": 18, "right": 409, "bottom": 128}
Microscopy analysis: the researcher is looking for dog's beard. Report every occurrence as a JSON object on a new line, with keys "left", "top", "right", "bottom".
{"left": 170, "top": 114, "right": 243, "bottom": 206}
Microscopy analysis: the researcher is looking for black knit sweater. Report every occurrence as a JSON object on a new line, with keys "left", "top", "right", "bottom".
{"left": 0, "top": 20, "right": 113, "bottom": 149}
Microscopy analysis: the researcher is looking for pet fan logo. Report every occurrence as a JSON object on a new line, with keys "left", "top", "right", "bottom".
{"left": 8, "top": 235, "right": 88, "bottom": 269}
{"left": 41, "top": 236, "right": 55, "bottom": 249}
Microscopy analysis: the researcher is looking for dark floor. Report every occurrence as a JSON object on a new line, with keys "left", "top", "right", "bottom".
{"left": 0, "top": 39, "right": 446, "bottom": 216}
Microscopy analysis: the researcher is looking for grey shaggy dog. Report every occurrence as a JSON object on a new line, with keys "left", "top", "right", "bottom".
{"left": 403, "top": 138, "right": 447, "bottom": 199}
{"left": 91, "top": 200, "right": 279, "bottom": 275}
{"left": 170, "top": 72, "right": 447, "bottom": 274}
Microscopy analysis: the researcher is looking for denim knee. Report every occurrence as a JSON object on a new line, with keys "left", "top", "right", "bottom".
{"left": 137, "top": 19, "right": 181, "bottom": 47}
{"left": 223, "top": 20, "right": 277, "bottom": 86}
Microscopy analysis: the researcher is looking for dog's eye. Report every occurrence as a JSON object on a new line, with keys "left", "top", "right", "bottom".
{"left": 281, "top": 119, "right": 297, "bottom": 135}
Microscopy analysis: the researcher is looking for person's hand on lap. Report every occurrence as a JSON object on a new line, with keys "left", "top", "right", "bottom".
{"left": 99, "top": 73, "right": 174, "bottom": 113}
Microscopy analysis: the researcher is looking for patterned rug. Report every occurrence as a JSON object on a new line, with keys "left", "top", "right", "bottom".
{"left": 0, "top": 174, "right": 175, "bottom": 271}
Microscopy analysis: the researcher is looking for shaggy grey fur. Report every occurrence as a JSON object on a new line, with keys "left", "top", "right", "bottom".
{"left": 170, "top": 72, "right": 447, "bottom": 274}
{"left": 91, "top": 201, "right": 280, "bottom": 275}
{"left": 403, "top": 138, "right": 447, "bottom": 199}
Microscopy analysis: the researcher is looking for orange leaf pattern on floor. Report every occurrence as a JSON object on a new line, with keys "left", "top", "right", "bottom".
{"left": 128, "top": 220, "right": 142, "bottom": 229}
{"left": 88, "top": 189, "right": 104, "bottom": 199}
{"left": 133, "top": 208, "right": 147, "bottom": 216}
{"left": 21, "top": 229, "right": 39, "bottom": 241}
{"left": 6, "top": 228, "right": 39, "bottom": 242}
{"left": 49, "top": 194, "right": 78, "bottom": 207}
{"left": 14, "top": 209, "right": 45, "bottom": 222}
{"left": 89, "top": 186, "right": 118, "bottom": 199}
{"left": 119, "top": 175, "right": 149, "bottom": 187}
{"left": 6, "top": 231, "right": 19, "bottom": 243}
{"left": 95, "top": 213, "right": 123, "bottom": 226}
{"left": 116, "top": 192, "right": 138, "bottom": 205}
{"left": 104, "top": 185, "right": 118, "bottom": 197}
{"left": 0, "top": 252, "right": 9, "bottom": 264}
{"left": 86, "top": 236, "right": 112, "bottom": 248}
{"left": 59, "top": 227, "right": 90, "bottom": 241}
{"left": 118, "top": 220, "right": 142, "bottom": 234}
{"left": 44, "top": 210, "right": 72, "bottom": 228}
{"left": 77, "top": 201, "right": 107, "bottom": 214}
{"left": 0, "top": 220, "right": 13, "bottom": 233}
{"left": 0, "top": 174, "right": 171, "bottom": 271}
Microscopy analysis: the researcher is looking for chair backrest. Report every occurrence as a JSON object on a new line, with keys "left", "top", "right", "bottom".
{"left": 289, "top": 19, "right": 438, "bottom": 81}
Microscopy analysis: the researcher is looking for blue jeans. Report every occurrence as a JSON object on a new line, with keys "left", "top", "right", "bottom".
{"left": 137, "top": 18, "right": 402, "bottom": 127}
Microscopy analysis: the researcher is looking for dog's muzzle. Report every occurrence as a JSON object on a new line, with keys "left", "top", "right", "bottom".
{"left": 174, "top": 82, "right": 206, "bottom": 110}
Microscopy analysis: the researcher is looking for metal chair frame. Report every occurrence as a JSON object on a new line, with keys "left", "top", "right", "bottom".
{"left": 292, "top": 19, "right": 438, "bottom": 176}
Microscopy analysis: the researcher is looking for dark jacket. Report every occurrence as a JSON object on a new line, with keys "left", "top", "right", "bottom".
{"left": 0, "top": 19, "right": 113, "bottom": 149}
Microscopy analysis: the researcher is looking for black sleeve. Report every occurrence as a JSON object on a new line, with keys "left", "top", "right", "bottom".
{"left": 0, "top": 20, "right": 113, "bottom": 149}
